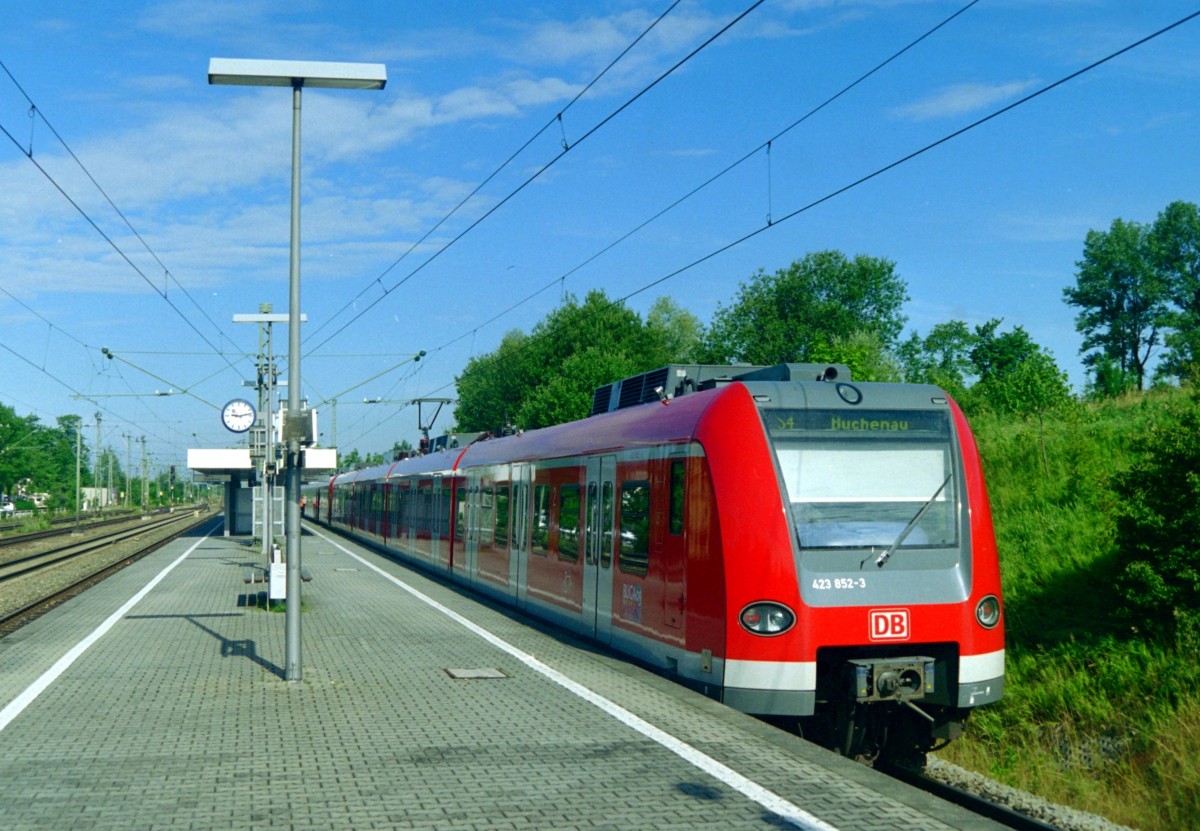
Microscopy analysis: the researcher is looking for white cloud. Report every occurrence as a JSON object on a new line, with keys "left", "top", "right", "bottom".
{"left": 136, "top": 0, "right": 290, "bottom": 38}
{"left": 892, "top": 81, "right": 1039, "bottom": 122}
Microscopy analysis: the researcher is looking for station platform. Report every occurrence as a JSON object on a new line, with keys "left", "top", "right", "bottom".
{"left": 0, "top": 517, "right": 1006, "bottom": 830}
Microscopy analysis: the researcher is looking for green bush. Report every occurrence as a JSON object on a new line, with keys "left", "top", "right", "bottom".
{"left": 1112, "top": 387, "right": 1200, "bottom": 643}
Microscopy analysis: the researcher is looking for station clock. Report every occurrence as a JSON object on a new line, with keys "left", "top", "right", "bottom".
{"left": 220, "top": 398, "right": 257, "bottom": 433}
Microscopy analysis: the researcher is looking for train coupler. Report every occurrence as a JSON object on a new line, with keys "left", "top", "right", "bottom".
{"left": 847, "top": 656, "right": 936, "bottom": 703}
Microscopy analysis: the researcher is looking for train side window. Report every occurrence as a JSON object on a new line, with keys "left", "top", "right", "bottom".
{"left": 495, "top": 485, "right": 510, "bottom": 548}
{"left": 669, "top": 460, "right": 685, "bottom": 536}
{"left": 618, "top": 480, "right": 651, "bottom": 575}
{"left": 558, "top": 484, "right": 580, "bottom": 561}
{"left": 531, "top": 484, "right": 549, "bottom": 556}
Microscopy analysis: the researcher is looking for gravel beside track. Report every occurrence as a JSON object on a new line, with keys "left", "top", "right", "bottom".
{"left": 925, "top": 756, "right": 1137, "bottom": 831}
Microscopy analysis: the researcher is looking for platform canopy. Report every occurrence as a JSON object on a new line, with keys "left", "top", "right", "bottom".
{"left": 187, "top": 447, "right": 337, "bottom": 482}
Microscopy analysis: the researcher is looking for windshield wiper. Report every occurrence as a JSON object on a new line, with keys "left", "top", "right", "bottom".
{"left": 861, "top": 473, "right": 952, "bottom": 570}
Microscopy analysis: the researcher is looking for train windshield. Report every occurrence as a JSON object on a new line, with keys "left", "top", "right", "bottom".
{"left": 764, "top": 409, "right": 958, "bottom": 551}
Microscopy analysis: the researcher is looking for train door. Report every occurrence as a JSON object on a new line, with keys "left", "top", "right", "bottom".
{"left": 430, "top": 475, "right": 444, "bottom": 568}
{"left": 584, "top": 455, "right": 616, "bottom": 644}
{"left": 403, "top": 480, "right": 416, "bottom": 555}
{"left": 381, "top": 484, "right": 390, "bottom": 543}
{"left": 369, "top": 485, "right": 381, "bottom": 537}
{"left": 662, "top": 452, "right": 687, "bottom": 631}
{"left": 462, "top": 472, "right": 480, "bottom": 584}
{"left": 511, "top": 464, "right": 531, "bottom": 606}
{"left": 451, "top": 479, "right": 470, "bottom": 577}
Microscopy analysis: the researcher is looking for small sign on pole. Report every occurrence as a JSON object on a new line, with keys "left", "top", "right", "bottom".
{"left": 269, "top": 544, "right": 286, "bottom": 601}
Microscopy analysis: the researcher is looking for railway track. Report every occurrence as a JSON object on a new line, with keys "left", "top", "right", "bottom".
{"left": 0, "top": 509, "right": 213, "bottom": 633}
{"left": 883, "top": 762, "right": 1067, "bottom": 831}
{"left": 0, "top": 508, "right": 186, "bottom": 548}
{"left": 0, "top": 512, "right": 195, "bottom": 580}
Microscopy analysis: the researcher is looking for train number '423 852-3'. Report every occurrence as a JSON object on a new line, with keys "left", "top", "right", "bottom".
{"left": 812, "top": 577, "right": 867, "bottom": 590}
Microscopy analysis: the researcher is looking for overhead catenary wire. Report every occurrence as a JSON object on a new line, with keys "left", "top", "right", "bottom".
{"left": 315, "top": 0, "right": 970, "bottom": 383}
{"left": 0, "top": 60, "right": 243, "bottom": 365}
{"left": 0, "top": 338, "right": 178, "bottom": 453}
{"left": 0, "top": 57, "right": 259, "bottom": 461}
{"left": 304, "top": 0, "right": 768, "bottom": 356}
{"left": 402, "top": 8, "right": 1200, "bottom": 420}
{"left": 0, "top": 127, "right": 243, "bottom": 369}
{"left": 0, "top": 60, "right": 247, "bottom": 376}
{"left": 391, "top": 0, "right": 987, "bottom": 382}
{"left": 309, "top": 0, "right": 688, "bottom": 347}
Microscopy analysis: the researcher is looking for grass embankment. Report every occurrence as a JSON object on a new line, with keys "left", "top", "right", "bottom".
{"left": 942, "top": 391, "right": 1200, "bottom": 830}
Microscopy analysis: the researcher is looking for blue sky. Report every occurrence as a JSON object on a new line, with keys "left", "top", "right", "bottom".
{"left": 1, "top": 1, "right": 1197, "bottom": 473}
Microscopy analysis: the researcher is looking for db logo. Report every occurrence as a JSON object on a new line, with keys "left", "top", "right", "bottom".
{"left": 869, "top": 608, "right": 910, "bottom": 641}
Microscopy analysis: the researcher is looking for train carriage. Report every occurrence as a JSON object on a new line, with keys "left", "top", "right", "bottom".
{"left": 312, "top": 363, "right": 1004, "bottom": 764}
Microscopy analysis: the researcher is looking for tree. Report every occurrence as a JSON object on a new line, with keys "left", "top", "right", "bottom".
{"left": 975, "top": 350, "right": 1074, "bottom": 473}
{"left": 454, "top": 329, "right": 534, "bottom": 433}
{"left": 338, "top": 449, "right": 385, "bottom": 471}
{"left": 699, "top": 251, "right": 909, "bottom": 365}
{"left": 517, "top": 348, "right": 641, "bottom": 429}
{"left": 968, "top": 318, "right": 1037, "bottom": 383}
{"left": 455, "top": 290, "right": 690, "bottom": 432}
{"left": 810, "top": 330, "right": 902, "bottom": 382}
{"left": 645, "top": 296, "right": 704, "bottom": 364}
{"left": 1064, "top": 218, "right": 1170, "bottom": 392}
{"left": 897, "top": 320, "right": 977, "bottom": 394}
{"left": 1148, "top": 200, "right": 1200, "bottom": 382}
{"left": 1085, "top": 354, "right": 1137, "bottom": 400}
{"left": 0, "top": 404, "right": 39, "bottom": 502}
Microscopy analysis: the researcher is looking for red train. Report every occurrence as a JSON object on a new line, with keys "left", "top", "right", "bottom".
{"left": 305, "top": 363, "right": 1004, "bottom": 764}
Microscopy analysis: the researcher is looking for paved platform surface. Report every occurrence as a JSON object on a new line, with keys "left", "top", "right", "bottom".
{"left": 0, "top": 517, "right": 1006, "bottom": 830}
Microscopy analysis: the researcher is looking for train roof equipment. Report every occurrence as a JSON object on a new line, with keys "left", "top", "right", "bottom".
{"left": 589, "top": 362, "right": 852, "bottom": 416}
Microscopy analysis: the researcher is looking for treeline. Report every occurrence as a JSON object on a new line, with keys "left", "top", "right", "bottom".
{"left": 0, "top": 405, "right": 185, "bottom": 513}
{"left": 455, "top": 200, "right": 1200, "bottom": 434}
{"left": 0, "top": 408, "right": 94, "bottom": 510}
{"left": 454, "top": 250, "right": 1074, "bottom": 433}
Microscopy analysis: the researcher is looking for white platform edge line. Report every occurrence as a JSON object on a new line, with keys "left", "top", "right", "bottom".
{"left": 0, "top": 525, "right": 217, "bottom": 733}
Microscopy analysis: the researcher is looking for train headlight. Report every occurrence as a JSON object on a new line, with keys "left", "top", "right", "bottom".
{"left": 975, "top": 595, "right": 1001, "bottom": 629}
{"left": 739, "top": 602, "right": 795, "bottom": 636}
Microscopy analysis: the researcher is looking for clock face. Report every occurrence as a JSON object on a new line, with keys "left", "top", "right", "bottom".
{"left": 221, "top": 399, "right": 256, "bottom": 433}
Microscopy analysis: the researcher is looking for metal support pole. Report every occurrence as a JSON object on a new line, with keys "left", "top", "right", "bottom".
{"left": 94, "top": 414, "right": 102, "bottom": 510}
{"left": 285, "top": 81, "right": 303, "bottom": 682}
{"left": 209, "top": 56, "right": 385, "bottom": 684}
{"left": 124, "top": 434, "right": 132, "bottom": 508}
{"left": 75, "top": 423, "right": 82, "bottom": 530}
{"left": 259, "top": 314, "right": 272, "bottom": 561}
{"left": 139, "top": 437, "right": 148, "bottom": 513}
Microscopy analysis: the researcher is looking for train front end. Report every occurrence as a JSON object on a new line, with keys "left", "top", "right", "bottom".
{"left": 702, "top": 366, "right": 1004, "bottom": 763}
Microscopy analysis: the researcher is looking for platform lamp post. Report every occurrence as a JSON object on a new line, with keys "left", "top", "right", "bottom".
{"left": 209, "top": 58, "right": 386, "bottom": 682}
